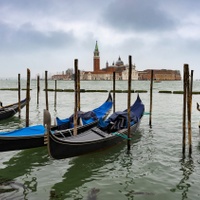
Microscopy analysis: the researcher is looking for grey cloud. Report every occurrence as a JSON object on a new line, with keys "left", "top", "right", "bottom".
{"left": 0, "top": 0, "right": 105, "bottom": 21}
{"left": 0, "top": 0, "right": 52, "bottom": 12}
{"left": 0, "top": 22, "right": 75, "bottom": 53}
{"left": 102, "top": 0, "right": 176, "bottom": 32}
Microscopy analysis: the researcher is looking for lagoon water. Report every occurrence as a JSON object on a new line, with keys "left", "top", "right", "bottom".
{"left": 0, "top": 79, "right": 200, "bottom": 200}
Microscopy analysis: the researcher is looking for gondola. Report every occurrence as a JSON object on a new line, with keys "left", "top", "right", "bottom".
{"left": 196, "top": 102, "right": 200, "bottom": 130}
{"left": 0, "top": 98, "right": 27, "bottom": 121}
{"left": 197, "top": 103, "right": 200, "bottom": 112}
{"left": 0, "top": 93, "right": 112, "bottom": 152}
{"left": 46, "top": 94, "right": 145, "bottom": 160}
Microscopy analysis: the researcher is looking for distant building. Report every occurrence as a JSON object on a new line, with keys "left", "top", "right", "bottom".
{"left": 138, "top": 69, "right": 181, "bottom": 80}
{"left": 52, "top": 69, "right": 73, "bottom": 80}
{"left": 80, "top": 41, "right": 138, "bottom": 80}
{"left": 51, "top": 42, "right": 181, "bottom": 81}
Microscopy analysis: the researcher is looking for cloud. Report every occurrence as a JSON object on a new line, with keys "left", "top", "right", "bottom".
{"left": 0, "top": 0, "right": 200, "bottom": 79}
{"left": 102, "top": 0, "right": 176, "bottom": 32}
{"left": 0, "top": 21, "right": 75, "bottom": 54}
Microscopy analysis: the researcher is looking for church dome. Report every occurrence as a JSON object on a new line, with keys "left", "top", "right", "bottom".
{"left": 116, "top": 56, "right": 124, "bottom": 66}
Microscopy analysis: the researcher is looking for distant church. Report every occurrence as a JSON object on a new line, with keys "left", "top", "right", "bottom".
{"left": 80, "top": 41, "right": 138, "bottom": 80}
{"left": 51, "top": 41, "right": 181, "bottom": 81}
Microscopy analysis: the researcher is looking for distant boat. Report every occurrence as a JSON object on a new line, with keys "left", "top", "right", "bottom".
{"left": 197, "top": 102, "right": 200, "bottom": 131}
{"left": 154, "top": 80, "right": 161, "bottom": 83}
{"left": 0, "top": 98, "right": 27, "bottom": 121}
{"left": 197, "top": 102, "right": 200, "bottom": 111}
{"left": 46, "top": 95, "right": 145, "bottom": 160}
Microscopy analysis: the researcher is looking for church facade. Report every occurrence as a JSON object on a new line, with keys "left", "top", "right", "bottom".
{"left": 80, "top": 41, "right": 138, "bottom": 80}
{"left": 51, "top": 41, "right": 181, "bottom": 81}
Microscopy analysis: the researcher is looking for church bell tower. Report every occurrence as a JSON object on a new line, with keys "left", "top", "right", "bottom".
{"left": 93, "top": 41, "right": 100, "bottom": 72}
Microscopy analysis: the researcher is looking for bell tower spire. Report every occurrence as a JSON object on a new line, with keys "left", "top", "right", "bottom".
{"left": 93, "top": 41, "right": 100, "bottom": 72}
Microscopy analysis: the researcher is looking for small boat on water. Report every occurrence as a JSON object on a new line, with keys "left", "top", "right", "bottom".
{"left": 46, "top": 94, "right": 145, "bottom": 160}
{"left": 154, "top": 80, "right": 161, "bottom": 83}
{"left": 0, "top": 93, "right": 112, "bottom": 152}
{"left": 0, "top": 98, "right": 27, "bottom": 121}
{"left": 197, "top": 103, "right": 200, "bottom": 112}
{"left": 196, "top": 102, "right": 200, "bottom": 131}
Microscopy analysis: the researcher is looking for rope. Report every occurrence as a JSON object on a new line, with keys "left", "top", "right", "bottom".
{"left": 143, "top": 112, "right": 150, "bottom": 115}
{"left": 111, "top": 132, "right": 131, "bottom": 140}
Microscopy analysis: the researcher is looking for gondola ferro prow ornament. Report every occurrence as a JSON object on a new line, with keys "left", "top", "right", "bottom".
{"left": 43, "top": 109, "right": 51, "bottom": 145}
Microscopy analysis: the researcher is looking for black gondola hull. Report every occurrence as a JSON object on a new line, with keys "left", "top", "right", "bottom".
{"left": 0, "top": 98, "right": 27, "bottom": 120}
{"left": 48, "top": 120, "right": 141, "bottom": 159}
{"left": 47, "top": 95, "right": 144, "bottom": 159}
{"left": 0, "top": 136, "right": 45, "bottom": 152}
{"left": 0, "top": 93, "right": 112, "bottom": 152}
{"left": 0, "top": 120, "right": 105, "bottom": 152}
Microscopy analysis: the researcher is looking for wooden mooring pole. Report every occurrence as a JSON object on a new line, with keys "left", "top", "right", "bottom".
{"left": 182, "top": 64, "right": 187, "bottom": 157}
{"left": 74, "top": 59, "right": 78, "bottom": 136}
{"left": 77, "top": 70, "right": 81, "bottom": 111}
{"left": 54, "top": 80, "right": 57, "bottom": 109}
{"left": 188, "top": 70, "right": 193, "bottom": 156}
{"left": 37, "top": 75, "right": 40, "bottom": 105}
{"left": 26, "top": 69, "right": 30, "bottom": 127}
{"left": 149, "top": 70, "right": 153, "bottom": 127}
{"left": 113, "top": 71, "right": 116, "bottom": 113}
{"left": 182, "top": 64, "right": 193, "bottom": 158}
{"left": 45, "top": 71, "right": 49, "bottom": 111}
{"left": 127, "top": 55, "right": 132, "bottom": 151}
{"left": 18, "top": 74, "right": 21, "bottom": 118}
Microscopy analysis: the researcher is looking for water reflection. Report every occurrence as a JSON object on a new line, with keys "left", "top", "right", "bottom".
{"left": 0, "top": 116, "right": 25, "bottom": 131}
{"left": 0, "top": 147, "right": 49, "bottom": 199}
{"left": 171, "top": 158, "right": 194, "bottom": 200}
{"left": 0, "top": 178, "right": 26, "bottom": 200}
{"left": 118, "top": 128, "right": 155, "bottom": 199}
{"left": 119, "top": 154, "right": 136, "bottom": 199}
{"left": 50, "top": 145, "right": 127, "bottom": 199}
{"left": 197, "top": 141, "right": 200, "bottom": 153}
{"left": 50, "top": 131, "right": 142, "bottom": 199}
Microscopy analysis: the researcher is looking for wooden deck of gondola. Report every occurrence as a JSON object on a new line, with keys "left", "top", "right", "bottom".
{"left": 91, "top": 127, "right": 108, "bottom": 138}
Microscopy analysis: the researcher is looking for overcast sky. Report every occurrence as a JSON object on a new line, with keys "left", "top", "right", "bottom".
{"left": 0, "top": 0, "right": 200, "bottom": 79}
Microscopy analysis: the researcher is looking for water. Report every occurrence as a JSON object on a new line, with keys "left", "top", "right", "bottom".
{"left": 0, "top": 79, "right": 200, "bottom": 200}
